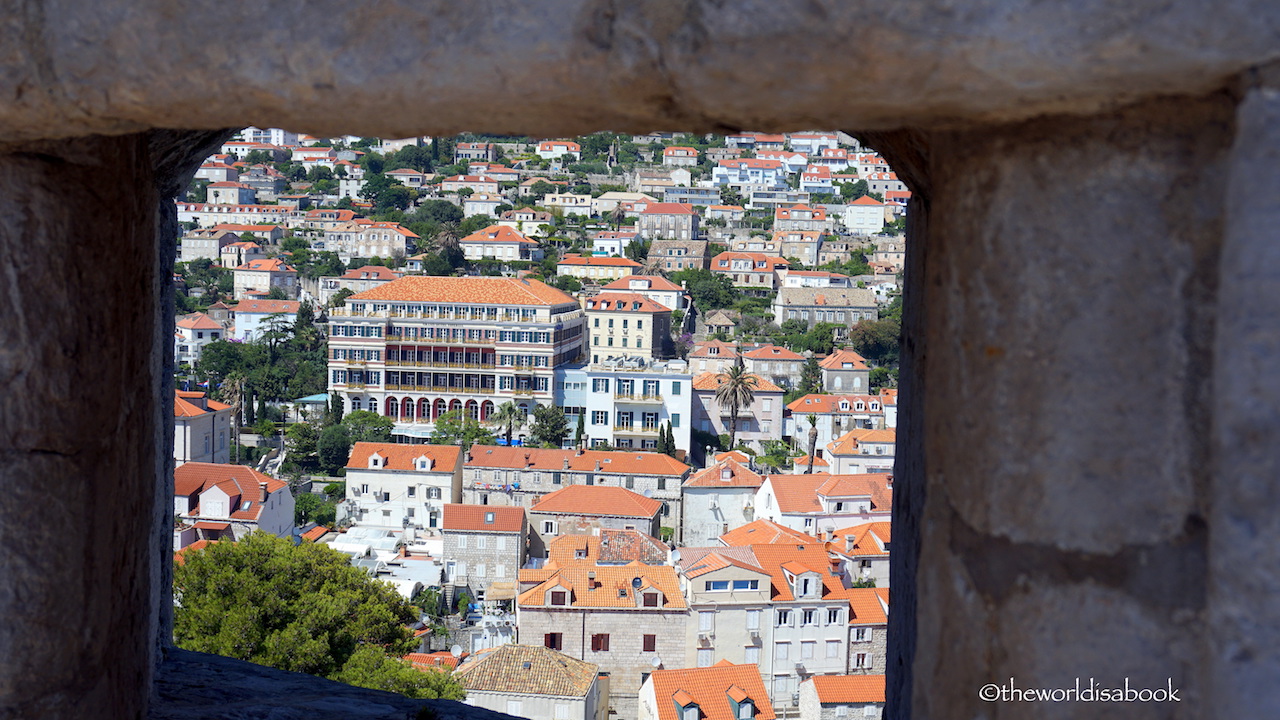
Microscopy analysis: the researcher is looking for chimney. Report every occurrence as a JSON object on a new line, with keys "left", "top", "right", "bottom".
{"left": 845, "top": 534, "right": 855, "bottom": 553}
{"left": 259, "top": 481, "right": 268, "bottom": 502}
{"left": 563, "top": 457, "right": 571, "bottom": 470}
{"left": 465, "top": 450, "right": 473, "bottom": 463}
{"left": 525, "top": 452, "right": 533, "bottom": 468}
{"left": 576, "top": 447, "right": 584, "bottom": 457}
{"left": 824, "top": 528, "right": 835, "bottom": 542}
{"left": 595, "top": 461, "right": 602, "bottom": 472}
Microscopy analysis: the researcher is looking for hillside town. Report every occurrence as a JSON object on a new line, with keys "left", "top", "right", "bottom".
{"left": 171, "top": 129, "right": 902, "bottom": 720}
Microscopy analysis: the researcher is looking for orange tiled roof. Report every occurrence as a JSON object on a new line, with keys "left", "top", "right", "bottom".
{"left": 718, "top": 519, "right": 819, "bottom": 546}
{"left": 826, "top": 586, "right": 889, "bottom": 625}
{"left": 455, "top": 644, "right": 596, "bottom": 697}
{"left": 683, "top": 459, "right": 763, "bottom": 488}
{"left": 818, "top": 349, "right": 869, "bottom": 370}
{"left": 688, "top": 340, "right": 739, "bottom": 359}
{"left": 639, "top": 202, "right": 695, "bottom": 215}
{"left": 176, "top": 313, "right": 223, "bottom": 331}
{"left": 558, "top": 255, "right": 643, "bottom": 268}
{"left": 517, "top": 562, "right": 686, "bottom": 609}
{"left": 832, "top": 521, "right": 891, "bottom": 556}
{"left": 346, "top": 442, "right": 461, "bottom": 471}
{"left": 339, "top": 265, "right": 403, "bottom": 281}
{"left": 300, "top": 526, "right": 329, "bottom": 542}
{"left": 827, "top": 428, "right": 896, "bottom": 456}
{"left": 692, "top": 371, "right": 784, "bottom": 393}
{"left": 235, "top": 258, "right": 295, "bottom": 273}
{"left": 442, "top": 504, "right": 525, "bottom": 533}
{"left": 748, "top": 543, "right": 847, "bottom": 601}
{"left": 809, "top": 675, "right": 885, "bottom": 704}
{"left": 404, "top": 651, "right": 465, "bottom": 671}
{"left": 850, "top": 195, "right": 884, "bottom": 206}
{"left": 532, "top": 485, "right": 662, "bottom": 518}
{"left": 650, "top": 662, "right": 775, "bottom": 720}
{"left": 600, "top": 275, "right": 683, "bottom": 292}
{"left": 349, "top": 276, "right": 577, "bottom": 307}
{"left": 742, "top": 344, "right": 803, "bottom": 360}
{"left": 547, "top": 529, "right": 668, "bottom": 566}
{"left": 458, "top": 225, "right": 538, "bottom": 245}
{"left": 584, "top": 293, "right": 671, "bottom": 313}
{"left": 786, "top": 393, "right": 886, "bottom": 413}
{"left": 231, "top": 299, "right": 300, "bottom": 314}
{"left": 713, "top": 450, "right": 750, "bottom": 463}
{"left": 466, "top": 446, "right": 688, "bottom": 477}
{"left": 174, "top": 392, "right": 231, "bottom": 418}
{"left": 792, "top": 455, "right": 829, "bottom": 467}
{"left": 766, "top": 474, "right": 892, "bottom": 514}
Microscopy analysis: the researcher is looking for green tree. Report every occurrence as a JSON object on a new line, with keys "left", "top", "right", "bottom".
{"left": 574, "top": 412, "right": 585, "bottom": 449}
{"left": 799, "top": 357, "right": 823, "bottom": 394}
{"left": 330, "top": 287, "right": 356, "bottom": 307}
{"left": 486, "top": 401, "right": 526, "bottom": 446}
{"left": 430, "top": 409, "right": 496, "bottom": 450}
{"left": 670, "top": 268, "right": 737, "bottom": 311}
{"left": 294, "top": 492, "right": 336, "bottom": 526}
{"left": 174, "top": 534, "right": 464, "bottom": 699}
{"left": 331, "top": 645, "right": 466, "bottom": 700}
{"left": 757, "top": 439, "right": 794, "bottom": 474}
{"left": 318, "top": 424, "right": 352, "bottom": 475}
{"left": 846, "top": 318, "right": 901, "bottom": 366}
{"left": 805, "top": 414, "right": 820, "bottom": 474}
{"left": 342, "top": 410, "right": 395, "bottom": 443}
{"left": 714, "top": 359, "right": 761, "bottom": 451}
{"left": 529, "top": 404, "right": 569, "bottom": 448}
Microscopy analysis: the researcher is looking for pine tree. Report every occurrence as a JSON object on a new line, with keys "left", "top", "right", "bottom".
{"left": 574, "top": 412, "right": 585, "bottom": 448}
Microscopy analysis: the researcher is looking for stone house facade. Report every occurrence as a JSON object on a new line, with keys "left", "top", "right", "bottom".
{"left": 440, "top": 503, "right": 528, "bottom": 601}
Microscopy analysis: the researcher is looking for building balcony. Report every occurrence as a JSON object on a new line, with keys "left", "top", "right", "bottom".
{"left": 614, "top": 424, "right": 660, "bottom": 434}
{"left": 614, "top": 393, "right": 663, "bottom": 403}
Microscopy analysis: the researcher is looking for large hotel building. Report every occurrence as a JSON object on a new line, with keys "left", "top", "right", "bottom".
{"left": 326, "top": 276, "right": 585, "bottom": 438}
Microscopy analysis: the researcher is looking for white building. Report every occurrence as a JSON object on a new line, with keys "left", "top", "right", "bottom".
{"left": 175, "top": 313, "right": 225, "bottom": 366}
{"left": 555, "top": 359, "right": 693, "bottom": 452}
{"left": 754, "top": 474, "right": 892, "bottom": 537}
{"left": 679, "top": 458, "right": 763, "bottom": 546}
{"left": 172, "top": 462, "right": 294, "bottom": 549}
{"left": 842, "top": 195, "right": 886, "bottom": 235}
{"left": 597, "top": 275, "right": 688, "bottom": 312}
{"left": 228, "top": 298, "right": 300, "bottom": 342}
{"left": 797, "top": 675, "right": 884, "bottom": 720}
{"left": 173, "top": 390, "right": 234, "bottom": 466}
{"left": 343, "top": 442, "right": 464, "bottom": 532}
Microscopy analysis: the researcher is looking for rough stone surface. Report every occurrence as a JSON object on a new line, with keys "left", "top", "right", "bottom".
{"left": 150, "top": 648, "right": 516, "bottom": 720}
{"left": 0, "top": 1, "right": 1279, "bottom": 142}
{"left": 1211, "top": 65, "right": 1280, "bottom": 718}
{"left": 0, "top": 135, "right": 160, "bottom": 719}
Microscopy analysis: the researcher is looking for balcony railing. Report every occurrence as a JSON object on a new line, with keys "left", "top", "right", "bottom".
{"left": 613, "top": 424, "right": 660, "bottom": 434}
{"left": 382, "top": 384, "right": 495, "bottom": 395}
{"left": 384, "top": 359, "right": 497, "bottom": 370}
{"left": 614, "top": 393, "right": 663, "bottom": 403}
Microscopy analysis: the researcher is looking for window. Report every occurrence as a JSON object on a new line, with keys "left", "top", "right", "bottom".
{"left": 550, "top": 591, "right": 567, "bottom": 606}
{"left": 555, "top": 704, "right": 569, "bottom": 720}
{"left": 643, "top": 592, "right": 660, "bottom": 607}
{"left": 476, "top": 563, "right": 486, "bottom": 577}
{"left": 855, "top": 652, "right": 867, "bottom": 668}
{"left": 775, "top": 642, "right": 789, "bottom": 660}
{"left": 801, "top": 641, "right": 815, "bottom": 659}
{"left": 543, "top": 521, "right": 557, "bottom": 534}
{"left": 593, "top": 378, "right": 609, "bottom": 392}
{"left": 776, "top": 609, "right": 792, "bottom": 626}
{"left": 835, "top": 706, "right": 848, "bottom": 718}
{"left": 485, "top": 511, "right": 495, "bottom": 523}
{"left": 854, "top": 627, "right": 868, "bottom": 642}
{"left": 592, "top": 410, "right": 609, "bottom": 425}
{"left": 476, "top": 536, "right": 487, "bottom": 549}
{"left": 506, "top": 701, "right": 523, "bottom": 717}
{"left": 457, "top": 536, "right": 468, "bottom": 549}
{"left": 802, "top": 609, "right": 816, "bottom": 626}
{"left": 826, "top": 640, "right": 841, "bottom": 658}
{"left": 671, "top": 412, "right": 680, "bottom": 428}
{"left": 697, "top": 648, "right": 713, "bottom": 667}
{"left": 684, "top": 705, "right": 700, "bottom": 720}
{"left": 732, "top": 579, "right": 759, "bottom": 591}
{"left": 746, "top": 609, "right": 761, "bottom": 630}
{"left": 705, "top": 580, "right": 729, "bottom": 592}
{"left": 643, "top": 634, "right": 657, "bottom": 652}
{"left": 672, "top": 381, "right": 681, "bottom": 395}
{"left": 591, "top": 633, "right": 610, "bottom": 652}
{"left": 699, "top": 611, "right": 715, "bottom": 632}
{"left": 407, "top": 487, "right": 415, "bottom": 498}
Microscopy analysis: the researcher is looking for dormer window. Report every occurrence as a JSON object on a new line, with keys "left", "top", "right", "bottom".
{"left": 369, "top": 455, "right": 382, "bottom": 469}
{"left": 870, "top": 402, "right": 880, "bottom": 411}
{"left": 550, "top": 590, "right": 567, "bottom": 606}
{"left": 484, "top": 511, "right": 495, "bottom": 524}
{"left": 839, "top": 401, "right": 849, "bottom": 411}
{"left": 854, "top": 402, "right": 865, "bottom": 411}
{"left": 642, "top": 591, "right": 661, "bottom": 607}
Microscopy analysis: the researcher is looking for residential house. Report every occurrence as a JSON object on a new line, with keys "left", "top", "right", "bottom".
{"left": 728, "top": 235, "right": 780, "bottom": 253}
{"left": 770, "top": 287, "right": 878, "bottom": 342}
{"left": 754, "top": 474, "right": 892, "bottom": 536}
{"left": 458, "top": 225, "right": 544, "bottom": 262}
{"left": 702, "top": 310, "right": 737, "bottom": 338}
{"left": 343, "top": 442, "right": 464, "bottom": 531}
{"left": 464, "top": 193, "right": 504, "bottom": 218}
{"left": 297, "top": 208, "right": 359, "bottom": 231}
{"left": 228, "top": 298, "right": 299, "bottom": 342}
{"left": 317, "top": 265, "right": 404, "bottom": 305}
{"left": 520, "top": 177, "right": 569, "bottom": 197}
{"left": 686, "top": 340, "right": 740, "bottom": 375}
{"left": 594, "top": 192, "right": 659, "bottom": 216}
{"left": 663, "top": 146, "right": 700, "bottom": 167}
{"left": 455, "top": 142, "right": 498, "bottom": 163}
{"left": 747, "top": 190, "right": 812, "bottom": 212}
{"left": 207, "top": 181, "right": 257, "bottom": 205}
{"left": 797, "top": 675, "right": 884, "bottom": 720}
{"left": 543, "top": 193, "right": 595, "bottom": 217}
{"left": 219, "top": 241, "right": 264, "bottom": 269}
{"left": 180, "top": 228, "right": 238, "bottom": 262}
{"left": 751, "top": 134, "right": 787, "bottom": 151}
{"left": 598, "top": 275, "right": 687, "bottom": 312}
{"left": 756, "top": 150, "right": 810, "bottom": 174}
{"left": 231, "top": 257, "right": 298, "bottom": 299}
{"left": 583, "top": 293, "right": 674, "bottom": 362}
{"left": 835, "top": 588, "right": 890, "bottom": 675}
{"left": 591, "top": 230, "right": 640, "bottom": 257}
{"left": 672, "top": 542, "right": 856, "bottom": 705}
{"left": 455, "top": 644, "right": 606, "bottom": 720}
{"left": 210, "top": 223, "right": 285, "bottom": 244}
{"left": 705, "top": 147, "right": 745, "bottom": 163}
{"left": 516, "top": 563, "right": 688, "bottom": 719}
{"left": 176, "top": 201, "right": 297, "bottom": 228}
{"left": 705, "top": 205, "right": 745, "bottom": 222}
{"left": 824, "top": 429, "right": 895, "bottom": 476}
{"left": 638, "top": 662, "right": 775, "bottom": 720}
{"left": 536, "top": 140, "right": 582, "bottom": 161}
{"left": 818, "top": 349, "right": 871, "bottom": 394}
{"left": 717, "top": 519, "right": 819, "bottom": 547}
{"left": 195, "top": 161, "right": 238, "bottom": 183}
{"left": 831, "top": 522, "right": 891, "bottom": 588}
{"left": 460, "top": 447, "right": 690, "bottom": 539}
{"left": 527, "top": 485, "right": 663, "bottom": 550}
{"left": 663, "top": 187, "right": 722, "bottom": 208}
{"left": 784, "top": 393, "right": 897, "bottom": 452}
{"left": 863, "top": 171, "right": 906, "bottom": 196}
{"left": 175, "top": 314, "right": 225, "bottom": 366}
{"left": 637, "top": 203, "right": 699, "bottom": 241}
{"left": 774, "top": 205, "right": 830, "bottom": 232}
{"left": 799, "top": 166, "right": 834, "bottom": 194}
{"left": 555, "top": 360, "right": 695, "bottom": 455}
{"left": 560, "top": 255, "right": 643, "bottom": 283}
{"left": 740, "top": 345, "right": 806, "bottom": 390}
{"left": 691, "top": 372, "right": 785, "bottom": 452}
{"left": 173, "top": 390, "right": 234, "bottom": 466}
{"left": 322, "top": 220, "right": 419, "bottom": 261}
{"left": 385, "top": 168, "right": 430, "bottom": 189}
{"left": 680, "top": 458, "right": 764, "bottom": 546}
{"left": 172, "top": 463, "right": 294, "bottom": 549}
{"left": 780, "top": 271, "right": 852, "bottom": 289}
{"left": 499, "top": 207, "right": 555, "bottom": 238}
{"left": 809, "top": 148, "right": 851, "bottom": 172}
{"left": 469, "top": 163, "right": 519, "bottom": 183}
{"left": 842, "top": 196, "right": 885, "bottom": 236}
{"left": 787, "top": 133, "right": 839, "bottom": 156}
{"left": 645, "top": 240, "right": 709, "bottom": 272}
{"left": 441, "top": 504, "right": 528, "bottom": 601}
{"left": 709, "top": 252, "right": 790, "bottom": 292}
{"left": 871, "top": 239, "right": 906, "bottom": 273}
{"left": 329, "top": 276, "right": 583, "bottom": 435}
{"left": 712, "top": 159, "right": 786, "bottom": 189}
{"left": 442, "top": 175, "right": 501, "bottom": 195}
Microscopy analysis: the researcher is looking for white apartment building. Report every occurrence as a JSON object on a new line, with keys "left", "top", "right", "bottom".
{"left": 343, "top": 442, "right": 464, "bottom": 532}
{"left": 555, "top": 358, "right": 693, "bottom": 453}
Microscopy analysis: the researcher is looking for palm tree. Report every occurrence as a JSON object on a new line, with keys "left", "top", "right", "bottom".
{"left": 714, "top": 359, "right": 760, "bottom": 452}
{"left": 487, "top": 401, "right": 525, "bottom": 446}
{"left": 805, "top": 413, "right": 819, "bottom": 474}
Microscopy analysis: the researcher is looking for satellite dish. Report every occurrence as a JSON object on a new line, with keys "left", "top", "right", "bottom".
{"left": 651, "top": 656, "right": 663, "bottom": 668}
{"left": 643, "top": 490, "right": 653, "bottom": 498}
{"left": 450, "top": 644, "right": 463, "bottom": 658}
{"left": 632, "top": 577, "right": 642, "bottom": 589}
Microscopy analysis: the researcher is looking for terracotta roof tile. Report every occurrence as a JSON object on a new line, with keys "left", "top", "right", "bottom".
{"left": 350, "top": 276, "right": 576, "bottom": 307}
{"left": 346, "top": 442, "right": 461, "bottom": 471}
{"left": 455, "top": 644, "right": 597, "bottom": 697}
{"left": 718, "top": 519, "right": 819, "bottom": 546}
{"left": 639, "top": 202, "right": 695, "bottom": 215}
{"left": 692, "top": 371, "right": 784, "bottom": 393}
{"left": 584, "top": 293, "right": 671, "bottom": 313}
{"left": 683, "top": 459, "right": 763, "bottom": 488}
{"left": 832, "top": 521, "right": 891, "bottom": 556}
{"left": 650, "top": 663, "right": 775, "bottom": 720}
{"left": 818, "top": 349, "right": 869, "bottom": 370}
{"left": 532, "top": 485, "right": 662, "bottom": 519}
{"left": 466, "top": 446, "right": 688, "bottom": 477}
{"left": 442, "top": 504, "right": 525, "bottom": 533}
{"left": 518, "top": 563, "right": 685, "bottom": 609}
{"left": 547, "top": 530, "right": 668, "bottom": 565}
{"left": 558, "top": 255, "right": 643, "bottom": 268}
{"left": 809, "top": 675, "right": 885, "bottom": 704}
{"left": 176, "top": 313, "right": 225, "bottom": 331}
{"left": 600, "top": 275, "right": 683, "bottom": 292}
{"left": 232, "top": 299, "right": 300, "bottom": 314}
{"left": 742, "top": 344, "right": 804, "bottom": 360}
{"left": 765, "top": 474, "right": 892, "bottom": 514}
